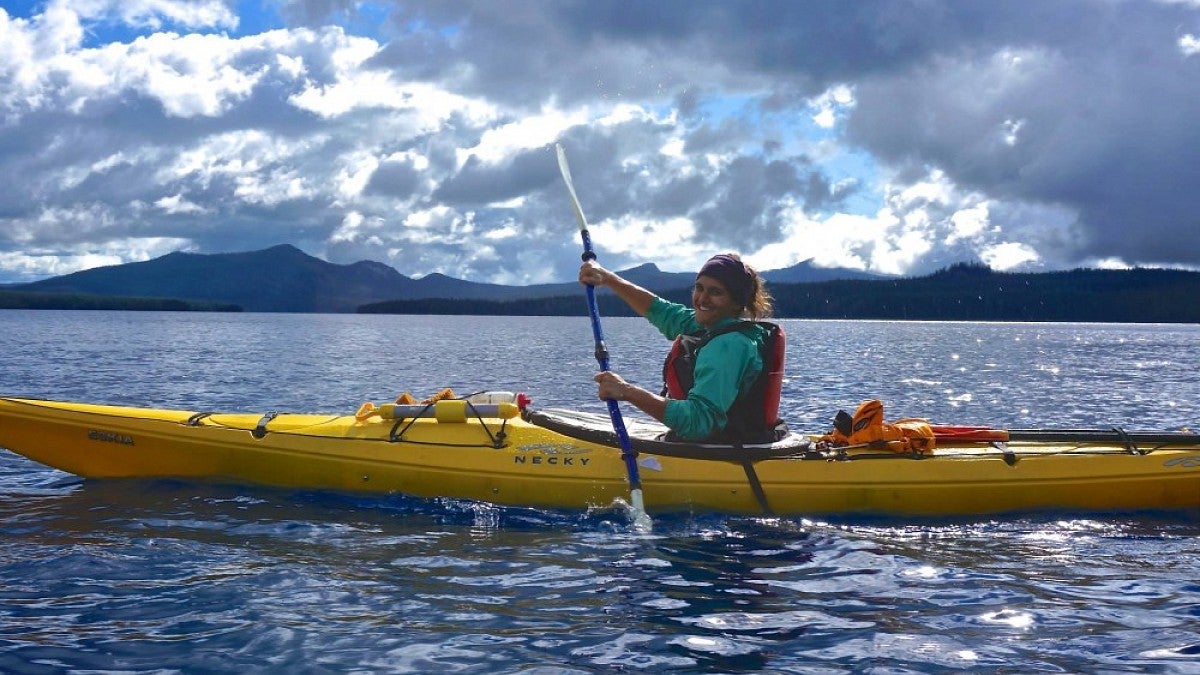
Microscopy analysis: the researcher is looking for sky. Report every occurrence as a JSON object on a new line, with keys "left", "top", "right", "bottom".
{"left": 1, "top": 0, "right": 1198, "bottom": 286}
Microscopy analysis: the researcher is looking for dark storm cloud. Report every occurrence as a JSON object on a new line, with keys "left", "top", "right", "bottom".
{"left": 844, "top": 1, "right": 1200, "bottom": 265}
{"left": 691, "top": 158, "right": 789, "bottom": 245}
{"left": 432, "top": 146, "right": 560, "bottom": 206}
{"left": 277, "top": 0, "right": 361, "bottom": 27}
{"left": 369, "top": 0, "right": 1200, "bottom": 269}
{"left": 365, "top": 157, "right": 424, "bottom": 198}
{"left": 372, "top": 0, "right": 1000, "bottom": 105}
{"left": 538, "top": 120, "right": 846, "bottom": 252}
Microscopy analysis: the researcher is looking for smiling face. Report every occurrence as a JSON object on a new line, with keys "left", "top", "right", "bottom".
{"left": 692, "top": 275, "right": 744, "bottom": 327}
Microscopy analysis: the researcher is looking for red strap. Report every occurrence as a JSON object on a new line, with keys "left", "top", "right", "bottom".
{"left": 929, "top": 424, "right": 1010, "bottom": 442}
{"left": 761, "top": 324, "right": 785, "bottom": 424}
{"left": 663, "top": 336, "right": 687, "bottom": 399}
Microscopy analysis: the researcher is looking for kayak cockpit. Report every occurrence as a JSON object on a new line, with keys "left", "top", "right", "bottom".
{"left": 523, "top": 408, "right": 813, "bottom": 461}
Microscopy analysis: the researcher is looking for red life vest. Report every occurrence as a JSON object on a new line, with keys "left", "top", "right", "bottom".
{"left": 662, "top": 321, "right": 787, "bottom": 443}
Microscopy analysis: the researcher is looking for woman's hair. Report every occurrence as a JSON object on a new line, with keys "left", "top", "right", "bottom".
{"left": 742, "top": 259, "right": 773, "bottom": 319}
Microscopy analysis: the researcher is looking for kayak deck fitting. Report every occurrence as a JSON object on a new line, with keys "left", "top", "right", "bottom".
{"left": 0, "top": 395, "right": 1197, "bottom": 517}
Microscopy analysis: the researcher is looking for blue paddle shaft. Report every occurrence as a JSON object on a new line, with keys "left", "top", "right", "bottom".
{"left": 557, "top": 142, "right": 643, "bottom": 496}
{"left": 582, "top": 259, "right": 642, "bottom": 491}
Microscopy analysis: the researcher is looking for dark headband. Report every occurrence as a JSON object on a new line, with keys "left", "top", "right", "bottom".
{"left": 697, "top": 254, "right": 753, "bottom": 307}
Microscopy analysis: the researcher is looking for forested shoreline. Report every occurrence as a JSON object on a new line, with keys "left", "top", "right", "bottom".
{"left": 6, "top": 264, "right": 1197, "bottom": 322}
{"left": 0, "top": 291, "right": 241, "bottom": 312}
{"left": 359, "top": 265, "right": 1200, "bottom": 323}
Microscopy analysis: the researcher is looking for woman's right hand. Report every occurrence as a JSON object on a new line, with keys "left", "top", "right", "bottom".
{"left": 578, "top": 260, "right": 609, "bottom": 287}
{"left": 578, "top": 258, "right": 655, "bottom": 318}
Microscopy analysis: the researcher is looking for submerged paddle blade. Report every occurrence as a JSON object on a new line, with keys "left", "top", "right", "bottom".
{"left": 628, "top": 489, "right": 652, "bottom": 532}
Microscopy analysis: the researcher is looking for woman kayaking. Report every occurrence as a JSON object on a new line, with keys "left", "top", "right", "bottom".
{"left": 578, "top": 253, "right": 787, "bottom": 443}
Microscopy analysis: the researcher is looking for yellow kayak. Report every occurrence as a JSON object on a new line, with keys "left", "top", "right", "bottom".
{"left": 1, "top": 395, "right": 1197, "bottom": 516}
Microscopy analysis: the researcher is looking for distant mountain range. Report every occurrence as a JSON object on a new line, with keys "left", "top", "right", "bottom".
{"left": 5, "top": 244, "right": 885, "bottom": 313}
{"left": 5, "top": 244, "right": 1199, "bottom": 323}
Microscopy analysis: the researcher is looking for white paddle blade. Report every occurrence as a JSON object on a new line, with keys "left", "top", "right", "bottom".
{"left": 629, "top": 489, "right": 652, "bottom": 532}
{"left": 555, "top": 143, "right": 589, "bottom": 232}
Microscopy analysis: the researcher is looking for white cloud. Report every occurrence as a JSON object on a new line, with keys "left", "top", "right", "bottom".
{"left": 1090, "top": 257, "right": 1132, "bottom": 270}
{"left": 68, "top": 0, "right": 237, "bottom": 31}
{"left": 234, "top": 168, "right": 311, "bottom": 206}
{"left": 809, "top": 85, "right": 855, "bottom": 130}
{"left": 1, "top": 2, "right": 249, "bottom": 118}
{"left": 27, "top": 203, "right": 119, "bottom": 241}
{"left": 483, "top": 223, "right": 519, "bottom": 240}
{"left": 0, "top": 250, "right": 125, "bottom": 279}
{"left": 948, "top": 202, "right": 990, "bottom": 244}
{"left": 334, "top": 151, "right": 381, "bottom": 200}
{"left": 161, "top": 130, "right": 312, "bottom": 193}
{"left": 0, "top": 6, "right": 77, "bottom": 116}
{"left": 275, "top": 53, "right": 306, "bottom": 78}
{"left": 1001, "top": 118, "right": 1024, "bottom": 146}
{"left": 154, "top": 194, "right": 206, "bottom": 214}
{"left": 590, "top": 215, "right": 708, "bottom": 270}
{"left": 980, "top": 242, "right": 1039, "bottom": 270}
{"left": 1180, "top": 34, "right": 1200, "bottom": 56}
{"left": 462, "top": 106, "right": 584, "bottom": 166}
{"left": 761, "top": 211, "right": 871, "bottom": 272}
{"left": 660, "top": 137, "right": 686, "bottom": 158}
{"left": 128, "top": 33, "right": 266, "bottom": 117}
{"left": 287, "top": 30, "right": 496, "bottom": 130}
{"left": 401, "top": 206, "right": 459, "bottom": 235}
{"left": 331, "top": 211, "right": 379, "bottom": 243}
{"left": 20, "top": 2, "right": 84, "bottom": 56}
{"left": 0, "top": 236, "right": 192, "bottom": 280}
{"left": 760, "top": 169, "right": 1050, "bottom": 275}
{"left": 3, "top": 1, "right": 1200, "bottom": 286}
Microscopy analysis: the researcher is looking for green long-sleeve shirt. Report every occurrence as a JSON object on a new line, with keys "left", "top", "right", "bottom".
{"left": 645, "top": 297, "right": 764, "bottom": 440}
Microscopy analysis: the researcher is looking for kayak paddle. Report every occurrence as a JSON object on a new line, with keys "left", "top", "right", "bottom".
{"left": 555, "top": 142, "right": 651, "bottom": 530}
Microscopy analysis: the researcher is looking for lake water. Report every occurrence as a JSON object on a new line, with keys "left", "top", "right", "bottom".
{"left": 1, "top": 310, "right": 1198, "bottom": 673}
